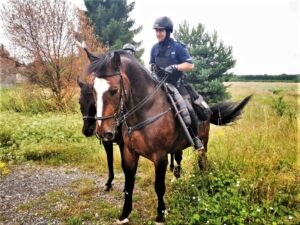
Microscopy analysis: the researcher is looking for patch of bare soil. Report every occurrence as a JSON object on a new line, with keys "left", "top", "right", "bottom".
{"left": 0, "top": 164, "right": 125, "bottom": 225}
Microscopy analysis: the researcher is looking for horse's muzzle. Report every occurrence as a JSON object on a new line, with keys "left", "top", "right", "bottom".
{"left": 101, "top": 132, "right": 115, "bottom": 141}
{"left": 82, "top": 127, "right": 95, "bottom": 137}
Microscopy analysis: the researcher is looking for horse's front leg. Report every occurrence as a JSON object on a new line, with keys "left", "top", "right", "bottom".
{"left": 103, "top": 141, "right": 114, "bottom": 191}
{"left": 117, "top": 147, "right": 139, "bottom": 224}
{"left": 154, "top": 154, "right": 168, "bottom": 224}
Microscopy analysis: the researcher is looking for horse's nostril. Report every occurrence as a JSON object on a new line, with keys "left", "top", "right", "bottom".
{"left": 103, "top": 132, "right": 114, "bottom": 140}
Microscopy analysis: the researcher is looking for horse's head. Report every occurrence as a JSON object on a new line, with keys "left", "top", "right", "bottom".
{"left": 77, "top": 76, "right": 96, "bottom": 137}
{"left": 85, "top": 49, "right": 125, "bottom": 141}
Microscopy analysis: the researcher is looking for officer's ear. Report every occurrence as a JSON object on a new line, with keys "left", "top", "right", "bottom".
{"left": 111, "top": 51, "right": 121, "bottom": 71}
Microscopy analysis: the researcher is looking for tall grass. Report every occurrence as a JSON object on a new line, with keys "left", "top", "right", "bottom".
{"left": 0, "top": 85, "right": 78, "bottom": 114}
{"left": 167, "top": 82, "right": 299, "bottom": 224}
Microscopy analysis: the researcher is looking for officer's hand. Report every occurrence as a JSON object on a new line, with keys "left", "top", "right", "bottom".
{"left": 164, "top": 65, "right": 178, "bottom": 74}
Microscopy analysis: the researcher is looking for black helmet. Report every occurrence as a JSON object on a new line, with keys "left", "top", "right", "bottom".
{"left": 153, "top": 16, "right": 173, "bottom": 33}
{"left": 122, "top": 43, "right": 136, "bottom": 53}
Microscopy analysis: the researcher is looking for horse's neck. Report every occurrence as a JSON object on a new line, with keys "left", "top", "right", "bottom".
{"left": 126, "top": 65, "right": 157, "bottom": 101}
{"left": 125, "top": 64, "right": 166, "bottom": 120}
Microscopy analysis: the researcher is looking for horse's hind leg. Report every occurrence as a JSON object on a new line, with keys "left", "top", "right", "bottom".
{"left": 169, "top": 154, "right": 174, "bottom": 172}
{"left": 173, "top": 150, "right": 183, "bottom": 179}
{"left": 198, "top": 148, "right": 207, "bottom": 174}
{"left": 197, "top": 121, "right": 209, "bottom": 174}
{"left": 103, "top": 141, "right": 114, "bottom": 191}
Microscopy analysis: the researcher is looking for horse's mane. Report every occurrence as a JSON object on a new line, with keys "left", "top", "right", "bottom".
{"left": 87, "top": 50, "right": 156, "bottom": 83}
{"left": 87, "top": 51, "right": 111, "bottom": 75}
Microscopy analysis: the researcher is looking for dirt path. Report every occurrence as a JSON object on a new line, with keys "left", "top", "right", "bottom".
{"left": 0, "top": 164, "right": 126, "bottom": 225}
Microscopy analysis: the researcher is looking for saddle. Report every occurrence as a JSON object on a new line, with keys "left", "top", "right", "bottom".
{"left": 164, "top": 83, "right": 191, "bottom": 126}
{"left": 151, "top": 65, "right": 211, "bottom": 123}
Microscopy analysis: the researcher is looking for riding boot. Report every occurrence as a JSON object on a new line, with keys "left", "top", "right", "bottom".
{"left": 193, "top": 136, "right": 204, "bottom": 151}
{"left": 187, "top": 127, "right": 204, "bottom": 151}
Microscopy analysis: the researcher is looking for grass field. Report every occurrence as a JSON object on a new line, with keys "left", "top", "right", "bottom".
{"left": 0, "top": 82, "right": 299, "bottom": 224}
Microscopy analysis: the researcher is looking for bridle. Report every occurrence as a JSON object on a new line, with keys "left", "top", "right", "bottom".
{"left": 81, "top": 50, "right": 171, "bottom": 141}
{"left": 84, "top": 69, "right": 169, "bottom": 127}
{"left": 82, "top": 70, "right": 126, "bottom": 124}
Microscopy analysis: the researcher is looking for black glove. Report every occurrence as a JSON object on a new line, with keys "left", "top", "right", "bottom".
{"left": 164, "top": 65, "right": 178, "bottom": 74}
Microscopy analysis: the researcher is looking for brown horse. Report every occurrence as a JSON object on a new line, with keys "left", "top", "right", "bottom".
{"left": 85, "top": 49, "right": 251, "bottom": 224}
{"left": 77, "top": 78, "right": 183, "bottom": 191}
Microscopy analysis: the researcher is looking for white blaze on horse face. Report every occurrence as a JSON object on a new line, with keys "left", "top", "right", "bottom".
{"left": 94, "top": 77, "right": 110, "bottom": 127}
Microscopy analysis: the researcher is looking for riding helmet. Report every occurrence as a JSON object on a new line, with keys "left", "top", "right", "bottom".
{"left": 122, "top": 43, "right": 136, "bottom": 53}
{"left": 153, "top": 16, "right": 173, "bottom": 33}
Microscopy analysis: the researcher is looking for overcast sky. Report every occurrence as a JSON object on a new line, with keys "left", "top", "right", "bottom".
{"left": 128, "top": 0, "right": 300, "bottom": 75}
{"left": 1, "top": 0, "right": 299, "bottom": 75}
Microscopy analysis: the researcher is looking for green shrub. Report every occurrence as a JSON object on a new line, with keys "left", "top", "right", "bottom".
{"left": 167, "top": 160, "right": 299, "bottom": 224}
{"left": 0, "top": 112, "right": 106, "bottom": 167}
{"left": 272, "top": 95, "right": 286, "bottom": 117}
{"left": 0, "top": 125, "right": 14, "bottom": 147}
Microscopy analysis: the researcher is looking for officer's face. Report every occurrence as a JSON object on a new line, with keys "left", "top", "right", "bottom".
{"left": 155, "top": 29, "right": 166, "bottom": 42}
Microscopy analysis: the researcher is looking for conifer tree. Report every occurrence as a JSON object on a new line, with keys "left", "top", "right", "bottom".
{"left": 174, "top": 21, "right": 235, "bottom": 103}
{"left": 84, "top": 0, "right": 143, "bottom": 59}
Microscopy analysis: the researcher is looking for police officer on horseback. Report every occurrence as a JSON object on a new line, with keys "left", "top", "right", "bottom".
{"left": 150, "top": 16, "right": 211, "bottom": 151}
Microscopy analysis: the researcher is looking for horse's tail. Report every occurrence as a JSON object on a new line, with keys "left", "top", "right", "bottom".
{"left": 210, "top": 95, "right": 252, "bottom": 126}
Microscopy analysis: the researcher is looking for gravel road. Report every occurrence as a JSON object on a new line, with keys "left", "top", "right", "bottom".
{"left": 0, "top": 164, "right": 124, "bottom": 225}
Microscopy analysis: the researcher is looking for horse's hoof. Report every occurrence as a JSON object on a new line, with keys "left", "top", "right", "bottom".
{"left": 171, "top": 176, "right": 176, "bottom": 183}
{"left": 154, "top": 221, "right": 166, "bottom": 225}
{"left": 116, "top": 218, "right": 129, "bottom": 224}
{"left": 104, "top": 185, "right": 112, "bottom": 191}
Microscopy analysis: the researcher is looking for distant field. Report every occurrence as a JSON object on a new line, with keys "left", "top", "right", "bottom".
{"left": 225, "top": 81, "right": 299, "bottom": 97}
{"left": 0, "top": 82, "right": 299, "bottom": 224}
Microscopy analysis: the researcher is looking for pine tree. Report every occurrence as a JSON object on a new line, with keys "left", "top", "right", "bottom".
{"left": 174, "top": 21, "right": 235, "bottom": 103}
{"left": 84, "top": 0, "right": 143, "bottom": 59}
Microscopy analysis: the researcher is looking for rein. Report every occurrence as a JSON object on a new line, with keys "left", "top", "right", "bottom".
{"left": 87, "top": 70, "right": 170, "bottom": 132}
{"left": 115, "top": 72, "right": 169, "bottom": 126}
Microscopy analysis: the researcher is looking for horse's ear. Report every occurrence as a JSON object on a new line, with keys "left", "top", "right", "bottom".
{"left": 84, "top": 48, "right": 99, "bottom": 63}
{"left": 111, "top": 51, "right": 121, "bottom": 70}
{"left": 77, "top": 76, "right": 84, "bottom": 88}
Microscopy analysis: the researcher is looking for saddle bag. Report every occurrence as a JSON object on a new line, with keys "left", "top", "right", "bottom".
{"left": 166, "top": 83, "right": 191, "bottom": 126}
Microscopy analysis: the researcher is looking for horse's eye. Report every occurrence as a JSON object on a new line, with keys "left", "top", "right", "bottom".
{"left": 109, "top": 87, "right": 118, "bottom": 96}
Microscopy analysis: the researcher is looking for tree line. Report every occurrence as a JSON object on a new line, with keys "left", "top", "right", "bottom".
{"left": 1, "top": 0, "right": 247, "bottom": 108}
{"left": 229, "top": 74, "right": 300, "bottom": 82}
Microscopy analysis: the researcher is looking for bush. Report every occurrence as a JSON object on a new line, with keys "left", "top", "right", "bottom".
{"left": 0, "top": 112, "right": 104, "bottom": 167}
{"left": 166, "top": 160, "right": 299, "bottom": 224}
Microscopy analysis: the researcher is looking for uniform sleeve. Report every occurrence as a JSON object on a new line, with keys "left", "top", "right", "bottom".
{"left": 176, "top": 44, "right": 193, "bottom": 64}
{"left": 149, "top": 45, "right": 156, "bottom": 64}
